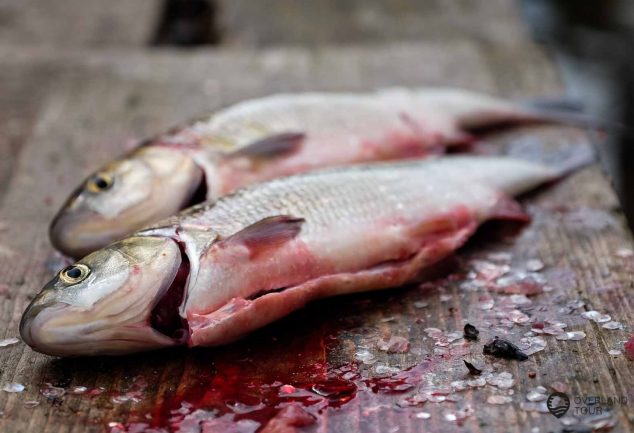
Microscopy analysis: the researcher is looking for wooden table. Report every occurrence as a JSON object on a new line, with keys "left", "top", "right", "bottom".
{"left": 0, "top": 2, "right": 632, "bottom": 432}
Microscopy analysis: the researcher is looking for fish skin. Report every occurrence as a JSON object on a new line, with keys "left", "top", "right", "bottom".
{"left": 22, "top": 156, "right": 557, "bottom": 356}
{"left": 50, "top": 88, "right": 544, "bottom": 258}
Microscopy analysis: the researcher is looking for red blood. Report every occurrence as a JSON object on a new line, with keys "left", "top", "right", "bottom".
{"left": 260, "top": 404, "right": 315, "bottom": 433}
{"left": 279, "top": 385, "right": 297, "bottom": 394}
{"left": 126, "top": 318, "right": 359, "bottom": 433}
{"left": 364, "top": 362, "right": 430, "bottom": 394}
{"left": 310, "top": 379, "right": 356, "bottom": 404}
{"left": 625, "top": 334, "right": 634, "bottom": 360}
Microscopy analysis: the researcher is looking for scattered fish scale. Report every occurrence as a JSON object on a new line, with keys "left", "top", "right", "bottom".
{"left": 40, "top": 383, "right": 65, "bottom": 400}
{"left": 478, "top": 299, "right": 495, "bottom": 310}
{"left": 559, "top": 299, "right": 586, "bottom": 315}
{"left": 614, "top": 247, "right": 634, "bottom": 258}
{"left": 69, "top": 386, "right": 88, "bottom": 395}
{"left": 582, "top": 310, "right": 612, "bottom": 323}
{"left": 520, "top": 401, "right": 550, "bottom": 413}
{"left": 2, "top": 383, "right": 25, "bottom": 393}
{"left": 0, "top": 337, "right": 19, "bottom": 347}
{"left": 443, "top": 405, "right": 474, "bottom": 423}
{"left": 550, "top": 381, "right": 568, "bottom": 393}
{"left": 486, "top": 372, "right": 515, "bottom": 389}
{"left": 526, "top": 386, "right": 548, "bottom": 402}
{"left": 555, "top": 331, "right": 586, "bottom": 341}
{"left": 377, "top": 336, "right": 410, "bottom": 354}
{"left": 602, "top": 321, "right": 624, "bottom": 330}
{"left": 560, "top": 412, "right": 618, "bottom": 432}
{"left": 487, "top": 395, "right": 513, "bottom": 405}
{"left": 354, "top": 349, "right": 377, "bottom": 365}
{"left": 507, "top": 309, "right": 530, "bottom": 324}
{"left": 518, "top": 336, "right": 547, "bottom": 355}
{"left": 525, "top": 259, "right": 545, "bottom": 272}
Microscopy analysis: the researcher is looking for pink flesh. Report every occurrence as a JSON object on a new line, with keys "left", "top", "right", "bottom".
{"left": 187, "top": 211, "right": 479, "bottom": 347}
{"left": 184, "top": 195, "right": 530, "bottom": 347}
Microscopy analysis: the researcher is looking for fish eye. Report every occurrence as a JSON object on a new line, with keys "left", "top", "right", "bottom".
{"left": 86, "top": 172, "right": 114, "bottom": 193}
{"left": 59, "top": 264, "right": 91, "bottom": 285}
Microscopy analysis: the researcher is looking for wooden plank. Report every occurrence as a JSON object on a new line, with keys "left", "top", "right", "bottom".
{"left": 0, "top": 42, "right": 632, "bottom": 433}
{"left": 0, "top": 57, "right": 60, "bottom": 204}
{"left": 0, "top": 0, "right": 162, "bottom": 47}
{"left": 217, "top": 0, "right": 530, "bottom": 47}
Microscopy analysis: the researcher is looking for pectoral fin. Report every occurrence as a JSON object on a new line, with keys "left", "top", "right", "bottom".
{"left": 220, "top": 215, "right": 305, "bottom": 257}
{"left": 489, "top": 195, "right": 530, "bottom": 222}
{"left": 229, "top": 132, "right": 305, "bottom": 159}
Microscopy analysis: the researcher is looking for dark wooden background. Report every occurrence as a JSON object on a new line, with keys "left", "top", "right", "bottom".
{"left": 0, "top": 1, "right": 632, "bottom": 432}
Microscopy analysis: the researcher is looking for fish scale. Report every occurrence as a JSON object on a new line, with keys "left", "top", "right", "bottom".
{"left": 171, "top": 157, "right": 551, "bottom": 239}
{"left": 187, "top": 92, "right": 437, "bottom": 150}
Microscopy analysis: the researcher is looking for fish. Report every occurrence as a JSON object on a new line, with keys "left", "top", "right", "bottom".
{"left": 49, "top": 88, "right": 570, "bottom": 258}
{"left": 22, "top": 155, "right": 561, "bottom": 356}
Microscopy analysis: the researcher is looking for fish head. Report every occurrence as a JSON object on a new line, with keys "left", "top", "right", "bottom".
{"left": 50, "top": 146, "right": 205, "bottom": 258}
{"left": 20, "top": 236, "right": 189, "bottom": 356}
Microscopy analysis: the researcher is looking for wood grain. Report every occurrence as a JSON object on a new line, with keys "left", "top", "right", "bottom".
{"left": 0, "top": 12, "right": 633, "bottom": 433}
{"left": 217, "top": 0, "right": 530, "bottom": 47}
{"left": 0, "top": 0, "right": 161, "bottom": 48}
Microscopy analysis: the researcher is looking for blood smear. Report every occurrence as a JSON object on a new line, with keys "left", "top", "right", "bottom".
{"left": 624, "top": 335, "right": 634, "bottom": 360}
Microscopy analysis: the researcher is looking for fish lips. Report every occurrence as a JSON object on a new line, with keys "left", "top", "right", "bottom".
{"left": 19, "top": 300, "right": 72, "bottom": 356}
{"left": 49, "top": 207, "right": 123, "bottom": 259}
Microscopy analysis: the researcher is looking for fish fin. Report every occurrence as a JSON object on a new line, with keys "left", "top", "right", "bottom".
{"left": 522, "top": 97, "right": 585, "bottom": 114}
{"left": 490, "top": 195, "right": 530, "bottom": 222}
{"left": 229, "top": 132, "right": 305, "bottom": 159}
{"left": 520, "top": 97, "right": 629, "bottom": 133}
{"left": 221, "top": 215, "right": 304, "bottom": 256}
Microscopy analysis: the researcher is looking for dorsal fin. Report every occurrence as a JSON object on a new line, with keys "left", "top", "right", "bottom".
{"left": 229, "top": 132, "right": 305, "bottom": 159}
{"left": 220, "top": 215, "right": 304, "bottom": 257}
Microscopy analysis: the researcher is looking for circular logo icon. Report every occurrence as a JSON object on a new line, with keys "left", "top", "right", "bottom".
{"left": 547, "top": 392, "right": 570, "bottom": 418}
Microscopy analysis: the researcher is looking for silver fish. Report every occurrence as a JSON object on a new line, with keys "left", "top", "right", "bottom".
{"left": 23, "top": 156, "right": 557, "bottom": 356}
{"left": 50, "top": 88, "right": 553, "bottom": 257}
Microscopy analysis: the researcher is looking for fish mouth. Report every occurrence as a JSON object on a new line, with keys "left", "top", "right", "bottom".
{"left": 49, "top": 209, "right": 111, "bottom": 258}
{"left": 149, "top": 242, "right": 191, "bottom": 343}
{"left": 19, "top": 301, "right": 69, "bottom": 351}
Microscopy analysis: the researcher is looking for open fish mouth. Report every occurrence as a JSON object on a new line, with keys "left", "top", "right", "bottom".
{"left": 148, "top": 243, "right": 191, "bottom": 342}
